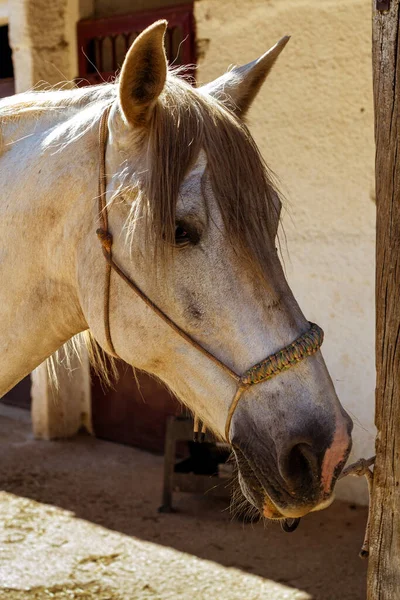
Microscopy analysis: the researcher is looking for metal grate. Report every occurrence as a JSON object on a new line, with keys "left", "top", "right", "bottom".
{"left": 77, "top": 3, "right": 196, "bottom": 85}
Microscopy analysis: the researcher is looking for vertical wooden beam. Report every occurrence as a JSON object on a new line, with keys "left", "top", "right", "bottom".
{"left": 31, "top": 350, "right": 92, "bottom": 440}
{"left": 8, "top": 0, "right": 94, "bottom": 92}
{"left": 368, "top": 1, "right": 400, "bottom": 597}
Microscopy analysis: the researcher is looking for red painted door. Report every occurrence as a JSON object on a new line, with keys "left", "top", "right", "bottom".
{"left": 92, "top": 364, "right": 184, "bottom": 453}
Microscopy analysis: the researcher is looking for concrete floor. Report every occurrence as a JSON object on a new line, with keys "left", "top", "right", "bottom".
{"left": 0, "top": 406, "right": 368, "bottom": 600}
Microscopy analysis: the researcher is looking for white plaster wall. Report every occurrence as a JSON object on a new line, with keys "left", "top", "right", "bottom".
{"left": 195, "top": 0, "right": 376, "bottom": 503}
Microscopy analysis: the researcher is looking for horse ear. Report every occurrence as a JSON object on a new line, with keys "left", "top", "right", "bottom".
{"left": 201, "top": 37, "right": 290, "bottom": 117}
{"left": 118, "top": 20, "right": 168, "bottom": 127}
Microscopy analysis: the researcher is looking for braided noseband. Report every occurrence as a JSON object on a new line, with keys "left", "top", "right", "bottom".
{"left": 96, "top": 106, "right": 324, "bottom": 442}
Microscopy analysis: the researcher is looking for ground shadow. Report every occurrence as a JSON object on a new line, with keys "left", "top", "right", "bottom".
{"left": 0, "top": 415, "right": 368, "bottom": 600}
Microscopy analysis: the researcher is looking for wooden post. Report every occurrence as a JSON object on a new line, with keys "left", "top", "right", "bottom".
{"left": 368, "top": 2, "right": 400, "bottom": 597}
{"left": 31, "top": 350, "right": 92, "bottom": 440}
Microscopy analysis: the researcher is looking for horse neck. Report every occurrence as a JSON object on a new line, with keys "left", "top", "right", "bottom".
{"left": 0, "top": 99, "right": 103, "bottom": 395}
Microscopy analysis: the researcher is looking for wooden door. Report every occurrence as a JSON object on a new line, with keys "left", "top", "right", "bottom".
{"left": 92, "top": 362, "right": 183, "bottom": 453}
{"left": 77, "top": 4, "right": 195, "bottom": 84}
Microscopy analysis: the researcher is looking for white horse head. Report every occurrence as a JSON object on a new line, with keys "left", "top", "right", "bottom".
{"left": 0, "top": 20, "right": 352, "bottom": 520}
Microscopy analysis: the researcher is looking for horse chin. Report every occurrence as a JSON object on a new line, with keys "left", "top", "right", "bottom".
{"left": 241, "top": 474, "right": 335, "bottom": 521}
{"left": 310, "top": 494, "right": 335, "bottom": 513}
{"left": 262, "top": 493, "right": 335, "bottom": 520}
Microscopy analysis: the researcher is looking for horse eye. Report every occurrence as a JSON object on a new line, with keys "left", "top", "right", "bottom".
{"left": 175, "top": 224, "right": 191, "bottom": 247}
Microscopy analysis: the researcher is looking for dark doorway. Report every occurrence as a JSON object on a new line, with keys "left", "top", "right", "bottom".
{"left": 1, "top": 376, "right": 31, "bottom": 410}
{"left": 0, "top": 25, "right": 15, "bottom": 97}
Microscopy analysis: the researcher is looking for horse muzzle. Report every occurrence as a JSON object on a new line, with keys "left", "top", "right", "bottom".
{"left": 234, "top": 443, "right": 348, "bottom": 519}
{"left": 231, "top": 405, "right": 353, "bottom": 519}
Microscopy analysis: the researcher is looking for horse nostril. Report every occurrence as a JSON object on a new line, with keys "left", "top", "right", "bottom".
{"left": 280, "top": 442, "right": 320, "bottom": 491}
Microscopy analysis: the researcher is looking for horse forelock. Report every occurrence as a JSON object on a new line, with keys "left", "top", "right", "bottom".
{"left": 120, "top": 70, "right": 282, "bottom": 280}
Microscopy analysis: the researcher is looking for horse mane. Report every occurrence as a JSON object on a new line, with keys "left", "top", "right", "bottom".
{"left": 0, "top": 82, "right": 116, "bottom": 119}
{"left": 46, "top": 331, "right": 117, "bottom": 391}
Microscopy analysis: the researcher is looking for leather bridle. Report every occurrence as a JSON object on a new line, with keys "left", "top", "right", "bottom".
{"left": 95, "top": 106, "right": 324, "bottom": 443}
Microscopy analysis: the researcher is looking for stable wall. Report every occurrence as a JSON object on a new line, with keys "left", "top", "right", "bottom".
{"left": 194, "top": 0, "right": 376, "bottom": 504}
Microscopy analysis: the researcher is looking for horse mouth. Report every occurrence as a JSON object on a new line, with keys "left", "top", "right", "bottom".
{"left": 233, "top": 445, "right": 285, "bottom": 519}
{"left": 262, "top": 494, "right": 285, "bottom": 520}
{"left": 233, "top": 445, "right": 333, "bottom": 520}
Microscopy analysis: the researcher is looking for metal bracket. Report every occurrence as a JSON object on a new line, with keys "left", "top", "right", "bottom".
{"left": 376, "top": 0, "right": 390, "bottom": 10}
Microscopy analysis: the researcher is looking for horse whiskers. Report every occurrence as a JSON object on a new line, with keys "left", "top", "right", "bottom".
{"left": 226, "top": 459, "right": 261, "bottom": 524}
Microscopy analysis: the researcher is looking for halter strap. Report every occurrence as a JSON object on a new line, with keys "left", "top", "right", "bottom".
{"left": 96, "top": 106, "right": 324, "bottom": 443}
{"left": 98, "top": 105, "right": 115, "bottom": 356}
